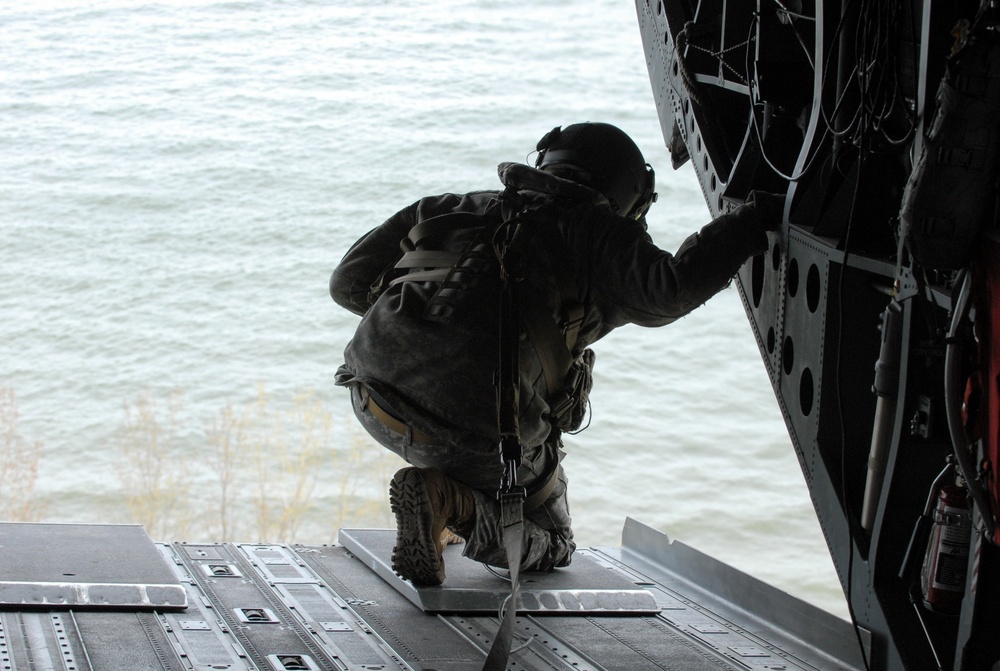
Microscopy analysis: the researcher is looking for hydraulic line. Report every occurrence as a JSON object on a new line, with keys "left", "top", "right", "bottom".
{"left": 943, "top": 271, "right": 996, "bottom": 540}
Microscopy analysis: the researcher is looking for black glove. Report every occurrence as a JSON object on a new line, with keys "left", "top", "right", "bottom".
{"left": 746, "top": 191, "right": 785, "bottom": 232}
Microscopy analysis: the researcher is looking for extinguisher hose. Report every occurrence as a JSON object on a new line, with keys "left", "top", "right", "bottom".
{"left": 943, "top": 270, "right": 997, "bottom": 539}
{"left": 898, "top": 462, "right": 954, "bottom": 581}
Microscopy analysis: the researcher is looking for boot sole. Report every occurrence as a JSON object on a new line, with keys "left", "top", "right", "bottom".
{"left": 389, "top": 468, "right": 444, "bottom": 586}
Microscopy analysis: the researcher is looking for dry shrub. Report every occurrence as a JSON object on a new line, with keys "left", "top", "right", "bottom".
{"left": 118, "top": 385, "right": 398, "bottom": 543}
{"left": 115, "top": 388, "right": 192, "bottom": 539}
{"left": 0, "top": 386, "right": 45, "bottom": 521}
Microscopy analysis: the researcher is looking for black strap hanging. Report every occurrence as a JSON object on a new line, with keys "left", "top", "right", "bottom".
{"left": 483, "top": 195, "right": 528, "bottom": 671}
{"left": 495, "top": 213, "right": 523, "bottom": 491}
{"left": 482, "top": 493, "right": 526, "bottom": 670}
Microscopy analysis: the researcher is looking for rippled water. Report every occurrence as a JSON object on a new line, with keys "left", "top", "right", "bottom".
{"left": 0, "top": 0, "right": 846, "bottom": 616}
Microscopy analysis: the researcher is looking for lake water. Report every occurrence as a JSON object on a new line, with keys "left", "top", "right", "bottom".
{"left": 0, "top": 0, "right": 847, "bottom": 617}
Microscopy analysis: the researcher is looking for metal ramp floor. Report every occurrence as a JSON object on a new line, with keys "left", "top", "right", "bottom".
{"left": 0, "top": 519, "right": 866, "bottom": 670}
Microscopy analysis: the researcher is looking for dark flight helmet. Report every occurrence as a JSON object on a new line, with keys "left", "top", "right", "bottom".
{"left": 535, "top": 122, "right": 657, "bottom": 219}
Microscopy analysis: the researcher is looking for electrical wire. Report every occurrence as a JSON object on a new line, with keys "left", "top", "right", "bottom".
{"left": 772, "top": 1, "right": 816, "bottom": 30}
{"left": 565, "top": 398, "right": 592, "bottom": 435}
{"left": 815, "top": 0, "right": 864, "bottom": 140}
{"left": 484, "top": 564, "right": 512, "bottom": 582}
{"left": 497, "top": 592, "right": 533, "bottom": 654}
{"left": 742, "top": 2, "right": 915, "bottom": 183}
{"left": 775, "top": 6, "right": 816, "bottom": 70}
{"left": 482, "top": 565, "right": 533, "bottom": 654}
{"left": 815, "top": 0, "right": 916, "bottom": 146}
{"left": 744, "top": 13, "right": 828, "bottom": 182}
{"left": 911, "top": 597, "right": 946, "bottom": 670}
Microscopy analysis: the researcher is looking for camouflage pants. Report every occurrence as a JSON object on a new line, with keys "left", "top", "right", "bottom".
{"left": 350, "top": 384, "right": 576, "bottom": 572}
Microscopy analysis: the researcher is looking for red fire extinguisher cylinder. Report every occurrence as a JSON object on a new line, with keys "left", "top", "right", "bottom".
{"left": 920, "top": 484, "right": 972, "bottom": 614}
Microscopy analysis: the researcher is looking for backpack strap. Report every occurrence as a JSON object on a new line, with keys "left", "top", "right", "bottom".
{"left": 387, "top": 210, "right": 494, "bottom": 288}
{"left": 387, "top": 251, "right": 464, "bottom": 285}
{"left": 407, "top": 211, "right": 484, "bottom": 247}
{"left": 385, "top": 207, "right": 504, "bottom": 320}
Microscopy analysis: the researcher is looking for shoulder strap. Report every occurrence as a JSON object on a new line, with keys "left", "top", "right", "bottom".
{"left": 517, "top": 211, "right": 585, "bottom": 398}
{"left": 530, "top": 218, "right": 584, "bottom": 352}
{"left": 520, "top": 290, "right": 573, "bottom": 396}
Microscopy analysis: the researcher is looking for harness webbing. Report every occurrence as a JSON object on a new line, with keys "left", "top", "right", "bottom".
{"left": 485, "top": 199, "right": 527, "bottom": 671}
{"left": 393, "top": 250, "right": 463, "bottom": 269}
{"left": 389, "top": 200, "right": 584, "bottom": 408}
{"left": 387, "top": 194, "right": 584, "bottom": 669}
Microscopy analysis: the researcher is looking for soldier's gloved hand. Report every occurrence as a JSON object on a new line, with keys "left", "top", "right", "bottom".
{"left": 746, "top": 191, "right": 785, "bottom": 231}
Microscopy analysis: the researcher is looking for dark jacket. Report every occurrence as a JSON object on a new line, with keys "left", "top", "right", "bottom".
{"left": 330, "top": 163, "right": 770, "bottom": 449}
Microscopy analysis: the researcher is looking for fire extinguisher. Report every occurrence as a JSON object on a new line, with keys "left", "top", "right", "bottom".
{"left": 920, "top": 483, "right": 973, "bottom": 614}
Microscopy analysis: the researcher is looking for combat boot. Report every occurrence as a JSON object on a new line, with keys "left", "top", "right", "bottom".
{"left": 388, "top": 467, "right": 475, "bottom": 586}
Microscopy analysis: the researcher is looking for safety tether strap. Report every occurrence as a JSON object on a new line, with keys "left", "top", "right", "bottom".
{"left": 483, "top": 195, "right": 527, "bottom": 671}
{"left": 482, "top": 492, "right": 525, "bottom": 671}
{"left": 386, "top": 196, "right": 574, "bottom": 669}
